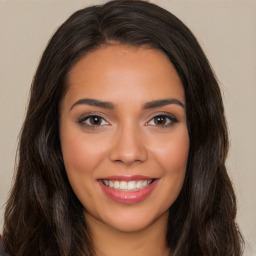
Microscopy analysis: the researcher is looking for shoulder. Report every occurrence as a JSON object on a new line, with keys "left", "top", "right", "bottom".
{"left": 0, "top": 235, "right": 8, "bottom": 256}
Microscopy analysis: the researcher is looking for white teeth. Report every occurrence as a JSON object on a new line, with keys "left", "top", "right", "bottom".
{"left": 102, "top": 180, "right": 153, "bottom": 191}
{"left": 136, "top": 180, "right": 142, "bottom": 189}
{"left": 127, "top": 181, "right": 136, "bottom": 190}
{"left": 114, "top": 181, "right": 119, "bottom": 189}
{"left": 120, "top": 181, "right": 127, "bottom": 190}
{"left": 109, "top": 180, "right": 114, "bottom": 188}
{"left": 142, "top": 180, "right": 148, "bottom": 187}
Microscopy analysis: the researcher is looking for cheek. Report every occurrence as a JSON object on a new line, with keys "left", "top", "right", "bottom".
{"left": 150, "top": 128, "right": 189, "bottom": 173}
{"left": 60, "top": 126, "right": 111, "bottom": 196}
{"left": 60, "top": 130, "right": 111, "bottom": 207}
{"left": 61, "top": 130, "right": 107, "bottom": 173}
{"left": 148, "top": 128, "right": 189, "bottom": 202}
{"left": 152, "top": 130, "right": 189, "bottom": 210}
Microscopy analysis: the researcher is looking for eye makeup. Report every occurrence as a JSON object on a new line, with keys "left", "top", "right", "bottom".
{"left": 146, "top": 113, "right": 178, "bottom": 128}
{"left": 76, "top": 111, "right": 178, "bottom": 131}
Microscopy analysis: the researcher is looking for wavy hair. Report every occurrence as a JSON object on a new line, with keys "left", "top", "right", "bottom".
{"left": 3, "top": 0, "right": 243, "bottom": 255}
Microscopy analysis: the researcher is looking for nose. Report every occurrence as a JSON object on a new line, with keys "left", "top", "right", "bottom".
{"left": 109, "top": 124, "right": 148, "bottom": 165}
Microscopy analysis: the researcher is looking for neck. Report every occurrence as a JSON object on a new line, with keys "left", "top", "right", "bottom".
{"left": 85, "top": 211, "right": 170, "bottom": 256}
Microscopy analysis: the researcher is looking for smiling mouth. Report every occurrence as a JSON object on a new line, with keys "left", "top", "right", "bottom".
{"left": 101, "top": 179, "right": 155, "bottom": 192}
{"left": 98, "top": 176, "right": 159, "bottom": 204}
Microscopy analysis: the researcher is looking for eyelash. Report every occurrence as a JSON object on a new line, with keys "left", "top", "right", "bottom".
{"left": 146, "top": 114, "right": 178, "bottom": 128}
{"left": 77, "top": 113, "right": 178, "bottom": 129}
{"left": 77, "top": 114, "right": 108, "bottom": 129}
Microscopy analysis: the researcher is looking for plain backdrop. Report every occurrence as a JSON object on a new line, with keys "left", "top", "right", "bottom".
{"left": 0, "top": 0, "right": 255, "bottom": 255}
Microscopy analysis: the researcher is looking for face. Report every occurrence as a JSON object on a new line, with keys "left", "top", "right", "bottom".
{"left": 59, "top": 44, "right": 189, "bottom": 233}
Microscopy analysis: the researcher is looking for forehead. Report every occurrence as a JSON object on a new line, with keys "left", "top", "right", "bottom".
{"left": 64, "top": 44, "right": 184, "bottom": 106}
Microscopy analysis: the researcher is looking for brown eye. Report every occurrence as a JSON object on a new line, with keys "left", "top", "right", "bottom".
{"left": 154, "top": 116, "right": 167, "bottom": 125}
{"left": 147, "top": 114, "right": 177, "bottom": 128}
{"left": 89, "top": 116, "right": 103, "bottom": 125}
{"left": 79, "top": 115, "right": 108, "bottom": 127}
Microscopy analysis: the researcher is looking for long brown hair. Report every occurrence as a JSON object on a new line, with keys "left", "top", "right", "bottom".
{"left": 3, "top": 1, "right": 243, "bottom": 255}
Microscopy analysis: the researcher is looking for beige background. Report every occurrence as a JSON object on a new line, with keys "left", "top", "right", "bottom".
{"left": 0, "top": 0, "right": 255, "bottom": 255}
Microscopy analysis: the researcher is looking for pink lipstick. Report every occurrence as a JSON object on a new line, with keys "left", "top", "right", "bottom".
{"left": 98, "top": 175, "right": 159, "bottom": 204}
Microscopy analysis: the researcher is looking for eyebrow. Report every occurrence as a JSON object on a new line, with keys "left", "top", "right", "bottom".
{"left": 70, "top": 98, "right": 115, "bottom": 110}
{"left": 143, "top": 98, "right": 185, "bottom": 109}
{"left": 70, "top": 98, "right": 184, "bottom": 111}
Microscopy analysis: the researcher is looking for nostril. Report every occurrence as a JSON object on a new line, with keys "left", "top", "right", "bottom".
{"left": 108, "top": 129, "right": 148, "bottom": 164}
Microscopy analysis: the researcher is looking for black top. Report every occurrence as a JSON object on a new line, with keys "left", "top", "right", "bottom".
{"left": 0, "top": 235, "right": 8, "bottom": 256}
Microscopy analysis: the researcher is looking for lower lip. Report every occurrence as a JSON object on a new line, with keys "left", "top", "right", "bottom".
{"left": 98, "top": 180, "right": 159, "bottom": 204}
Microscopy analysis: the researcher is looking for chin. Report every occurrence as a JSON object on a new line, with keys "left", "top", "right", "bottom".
{"left": 98, "top": 205, "right": 169, "bottom": 233}
{"left": 109, "top": 218, "right": 153, "bottom": 233}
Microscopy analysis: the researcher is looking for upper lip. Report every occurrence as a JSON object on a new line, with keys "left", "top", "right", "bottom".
{"left": 98, "top": 175, "right": 157, "bottom": 181}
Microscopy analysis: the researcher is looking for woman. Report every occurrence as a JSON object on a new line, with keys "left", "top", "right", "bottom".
{"left": 2, "top": 0, "right": 243, "bottom": 255}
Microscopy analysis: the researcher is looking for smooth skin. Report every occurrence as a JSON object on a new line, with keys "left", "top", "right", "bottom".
{"left": 59, "top": 44, "right": 190, "bottom": 256}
